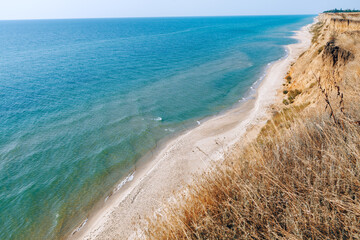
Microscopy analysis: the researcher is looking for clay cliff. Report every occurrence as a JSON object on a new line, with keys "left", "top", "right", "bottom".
{"left": 282, "top": 13, "right": 360, "bottom": 119}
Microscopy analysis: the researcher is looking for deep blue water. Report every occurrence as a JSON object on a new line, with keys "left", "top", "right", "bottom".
{"left": 0, "top": 15, "right": 314, "bottom": 239}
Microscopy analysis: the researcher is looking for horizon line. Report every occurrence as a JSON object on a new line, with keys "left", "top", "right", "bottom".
{"left": 0, "top": 13, "right": 318, "bottom": 21}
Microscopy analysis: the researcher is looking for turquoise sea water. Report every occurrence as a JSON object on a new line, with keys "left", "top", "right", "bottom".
{"left": 0, "top": 15, "right": 314, "bottom": 239}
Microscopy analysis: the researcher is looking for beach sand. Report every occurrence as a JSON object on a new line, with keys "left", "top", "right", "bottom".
{"left": 68, "top": 21, "right": 314, "bottom": 240}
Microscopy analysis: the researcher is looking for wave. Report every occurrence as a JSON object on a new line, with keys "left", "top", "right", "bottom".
{"left": 153, "top": 117, "right": 162, "bottom": 121}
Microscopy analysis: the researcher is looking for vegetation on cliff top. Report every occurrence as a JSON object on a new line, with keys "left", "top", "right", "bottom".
{"left": 324, "top": 9, "right": 360, "bottom": 13}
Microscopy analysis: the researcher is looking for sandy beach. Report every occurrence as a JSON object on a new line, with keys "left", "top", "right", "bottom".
{"left": 68, "top": 20, "right": 314, "bottom": 240}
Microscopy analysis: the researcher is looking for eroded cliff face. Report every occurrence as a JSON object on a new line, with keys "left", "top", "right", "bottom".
{"left": 329, "top": 18, "right": 360, "bottom": 33}
{"left": 319, "top": 13, "right": 360, "bottom": 33}
{"left": 280, "top": 13, "right": 360, "bottom": 117}
{"left": 322, "top": 40, "right": 354, "bottom": 66}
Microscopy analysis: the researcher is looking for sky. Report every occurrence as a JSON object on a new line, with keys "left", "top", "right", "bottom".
{"left": 0, "top": 0, "right": 359, "bottom": 20}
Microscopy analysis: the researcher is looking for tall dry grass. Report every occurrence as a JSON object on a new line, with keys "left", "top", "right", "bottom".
{"left": 144, "top": 111, "right": 360, "bottom": 239}
{"left": 143, "top": 80, "right": 360, "bottom": 239}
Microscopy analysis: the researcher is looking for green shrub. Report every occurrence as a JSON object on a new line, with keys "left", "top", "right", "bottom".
{"left": 288, "top": 89, "right": 302, "bottom": 103}
{"left": 283, "top": 99, "right": 290, "bottom": 105}
{"left": 283, "top": 90, "right": 289, "bottom": 94}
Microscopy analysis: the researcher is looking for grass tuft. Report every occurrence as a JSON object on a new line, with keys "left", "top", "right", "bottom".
{"left": 288, "top": 89, "right": 302, "bottom": 103}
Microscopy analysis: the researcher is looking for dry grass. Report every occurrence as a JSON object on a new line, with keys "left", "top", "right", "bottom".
{"left": 143, "top": 109, "right": 360, "bottom": 239}
{"left": 259, "top": 102, "right": 310, "bottom": 138}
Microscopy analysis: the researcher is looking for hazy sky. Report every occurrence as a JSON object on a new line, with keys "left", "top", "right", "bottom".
{"left": 0, "top": 0, "right": 359, "bottom": 20}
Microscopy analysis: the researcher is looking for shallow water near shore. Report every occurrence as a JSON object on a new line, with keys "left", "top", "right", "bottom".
{"left": 0, "top": 15, "right": 314, "bottom": 239}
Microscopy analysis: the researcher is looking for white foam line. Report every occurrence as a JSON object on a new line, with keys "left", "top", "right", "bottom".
{"left": 72, "top": 218, "right": 88, "bottom": 235}
{"left": 114, "top": 172, "right": 135, "bottom": 192}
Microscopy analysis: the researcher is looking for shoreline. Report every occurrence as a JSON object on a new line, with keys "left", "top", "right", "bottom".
{"left": 68, "top": 20, "right": 315, "bottom": 240}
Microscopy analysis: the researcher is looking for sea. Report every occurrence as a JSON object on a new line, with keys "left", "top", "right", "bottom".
{"left": 0, "top": 15, "right": 314, "bottom": 239}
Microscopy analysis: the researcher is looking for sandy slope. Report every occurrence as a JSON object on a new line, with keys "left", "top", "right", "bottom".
{"left": 68, "top": 20, "right": 314, "bottom": 240}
